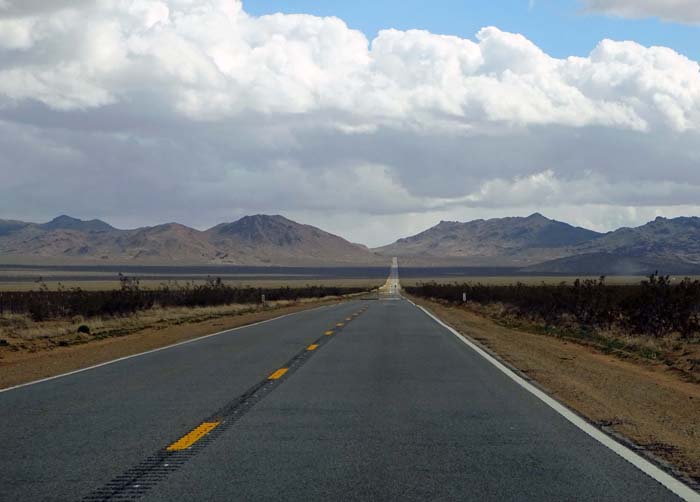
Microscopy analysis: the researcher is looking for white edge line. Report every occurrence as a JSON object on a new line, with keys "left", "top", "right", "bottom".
{"left": 405, "top": 297, "right": 700, "bottom": 502}
{"left": 0, "top": 303, "right": 337, "bottom": 394}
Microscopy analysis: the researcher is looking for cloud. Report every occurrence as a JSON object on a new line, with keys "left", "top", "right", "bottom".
{"left": 451, "top": 169, "right": 700, "bottom": 208}
{"left": 0, "top": 0, "right": 698, "bottom": 246}
{"left": 1, "top": 1, "right": 698, "bottom": 130}
{"left": 582, "top": 0, "right": 700, "bottom": 24}
{"left": 0, "top": 0, "right": 94, "bottom": 18}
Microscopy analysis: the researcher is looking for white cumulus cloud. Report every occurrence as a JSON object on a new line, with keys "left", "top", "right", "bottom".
{"left": 0, "top": 0, "right": 698, "bottom": 246}
{"left": 0, "top": 0, "right": 698, "bottom": 130}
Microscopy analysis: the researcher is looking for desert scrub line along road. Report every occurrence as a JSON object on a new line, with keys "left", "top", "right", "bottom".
{"left": 0, "top": 276, "right": 374, "bottom": 320}
{"left": 0, "top": 281, "right": 380, "bottom": 389}
{"left": 406, "top": 274, "right": 700, "bottom": 338}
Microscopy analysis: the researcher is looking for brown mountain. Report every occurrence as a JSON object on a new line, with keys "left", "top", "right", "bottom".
{"left": 528, "top": 217, "right": 700, "bottom": 274}
{"left": 0, "top": 215, "right": 379, "bottom": 265}
{"left": 113, "top": 223, "right": 218, "bottom": 262}
{"left": 374, "top": 213, "right": 602, "bottom": 266}
{"left": 4, "top": 213, "right": 700, "bottom": 272}
{"left": 39, "top": 215, "right": 115, "bottom": 233}
{"left": 575, "top": 216, "right": 700, "bottom": 264}
{"left": 0, "top": 219, "right": 31, "bottom": 236}
{"left": 206, "top": 215, "right": 374, "bottom": 265}
{"left": 375, "top": 214, "right": 700, "bottom": 272}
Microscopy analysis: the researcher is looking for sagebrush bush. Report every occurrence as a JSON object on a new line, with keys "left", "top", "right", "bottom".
{"left": 405, "top": 273, "right": 700, "bottom": 339}
{"left": 0, "top": 275, "right": 366, "bottom": 322}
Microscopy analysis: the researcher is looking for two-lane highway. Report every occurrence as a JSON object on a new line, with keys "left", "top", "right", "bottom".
{"left": 1, "top": 264, "right": 696, "bottom": 501}
{"left": 1, "top": 301, "right": 365, "bottom": 501}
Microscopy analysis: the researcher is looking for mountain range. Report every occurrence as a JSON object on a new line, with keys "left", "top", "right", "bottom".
{"left": 378, "top": 213, "right": 700, "bottom": 274}
{"left": 0, "top": 214, "right": 378, "bottom": 266}
{"left": 2, "top": 213, "right": 700, "bottom": 273}
{"left": 375, "top": 213, "right": 601, "bottom": 266}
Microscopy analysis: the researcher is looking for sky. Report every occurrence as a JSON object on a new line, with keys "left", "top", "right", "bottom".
{"left": 246, "top": 0, "right": 700, "bottom": 61}
{"left": 0, "top": 0, "right": 699, "bottom": 247}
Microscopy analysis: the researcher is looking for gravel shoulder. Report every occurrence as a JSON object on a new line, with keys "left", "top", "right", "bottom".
{"left": 409, "top": 295, "right": 700, "bottom": 485}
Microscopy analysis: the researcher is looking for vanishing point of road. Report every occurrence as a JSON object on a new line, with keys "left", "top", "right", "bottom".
{"left": 1, "top": 260, "right": 697, "bottom": 501}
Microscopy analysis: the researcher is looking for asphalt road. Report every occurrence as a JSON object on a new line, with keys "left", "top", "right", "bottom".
{"left": 0, "top": 278, "right": 693, "bottom": 500}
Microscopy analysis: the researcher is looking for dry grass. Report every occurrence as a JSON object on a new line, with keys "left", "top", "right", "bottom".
{"left": 442, "top": 300, "right": 700, "bottom": 383}
{"left": 0, "top": 296, "right": 346, "bottom": 352}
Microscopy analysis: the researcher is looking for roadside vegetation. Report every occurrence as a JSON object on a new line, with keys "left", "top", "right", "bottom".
{"left": 0, "top": 274, "right": 368, "bottom": 321}
{"left": 0, "top": 277, "right": 379, "bottom": 292}
{"left": 405, "top": 273, "right": 700, "bottom": 381}
{"left": 0, "top": 275, "right": 374, "bottom": 355}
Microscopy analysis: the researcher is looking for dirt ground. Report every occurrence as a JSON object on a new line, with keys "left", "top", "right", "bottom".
{"left": 409, "top": 295, "right": 700, "bottom": 485}
{"left": 0, "top": 297, "right": 345, "bottom": 390}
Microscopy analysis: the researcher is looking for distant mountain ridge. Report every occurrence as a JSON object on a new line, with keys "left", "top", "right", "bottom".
{"left": 2, "top": 213, "right": 700, "bottom": 273}
{"left": 374, "top": 213, "right": 700, "bottom": 272}
{"left": 526, "top": 216, "right": 700, "bottom": 274}
{"left": 575, "top": 216, "right": 700, "bottom": 262}
{"left": 0, "top": 214, "right": 379, "bottom": 265}
{"left": 374, "top": 213, "right": 603, "bottom": 266}
{"left": 39, "top": 215, "right": 115, "bottom": 233}
{"left": 206, "top": 215, "right": 372, "bottom": 264}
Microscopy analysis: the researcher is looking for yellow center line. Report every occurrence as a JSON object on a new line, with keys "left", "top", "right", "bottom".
{"left": 307, "top": 344, "right": 319, "bottom": 351}
{"left": 268, "top": 368, "right": 288, "bottom": 380}
{"left": 336, "top": 323, "right": 344, "bottom": 327}
{"left": 166, "top": 421, "right": 220, "bottom": 451}
{"left": 324, "top": 330, "right": 334, "bottom": 336}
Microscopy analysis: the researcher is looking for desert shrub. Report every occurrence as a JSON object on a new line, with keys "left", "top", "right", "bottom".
{"left": 0, "top": 276, "right": 367, "bottom": 321}
{"left": 405, "top": 273, "right": 700, "bottom": 339}
{"left": 77, "top": 324, "right": 91, "bottom": 334}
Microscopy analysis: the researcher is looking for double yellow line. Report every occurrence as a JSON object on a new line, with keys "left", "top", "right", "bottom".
{"left": 165, "top": 307, "right": 368, "bottom": 452}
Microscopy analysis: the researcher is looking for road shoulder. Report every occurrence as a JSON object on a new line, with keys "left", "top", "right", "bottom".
{"left": 407, "top": 295, "right": 700, "bottom": 487}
